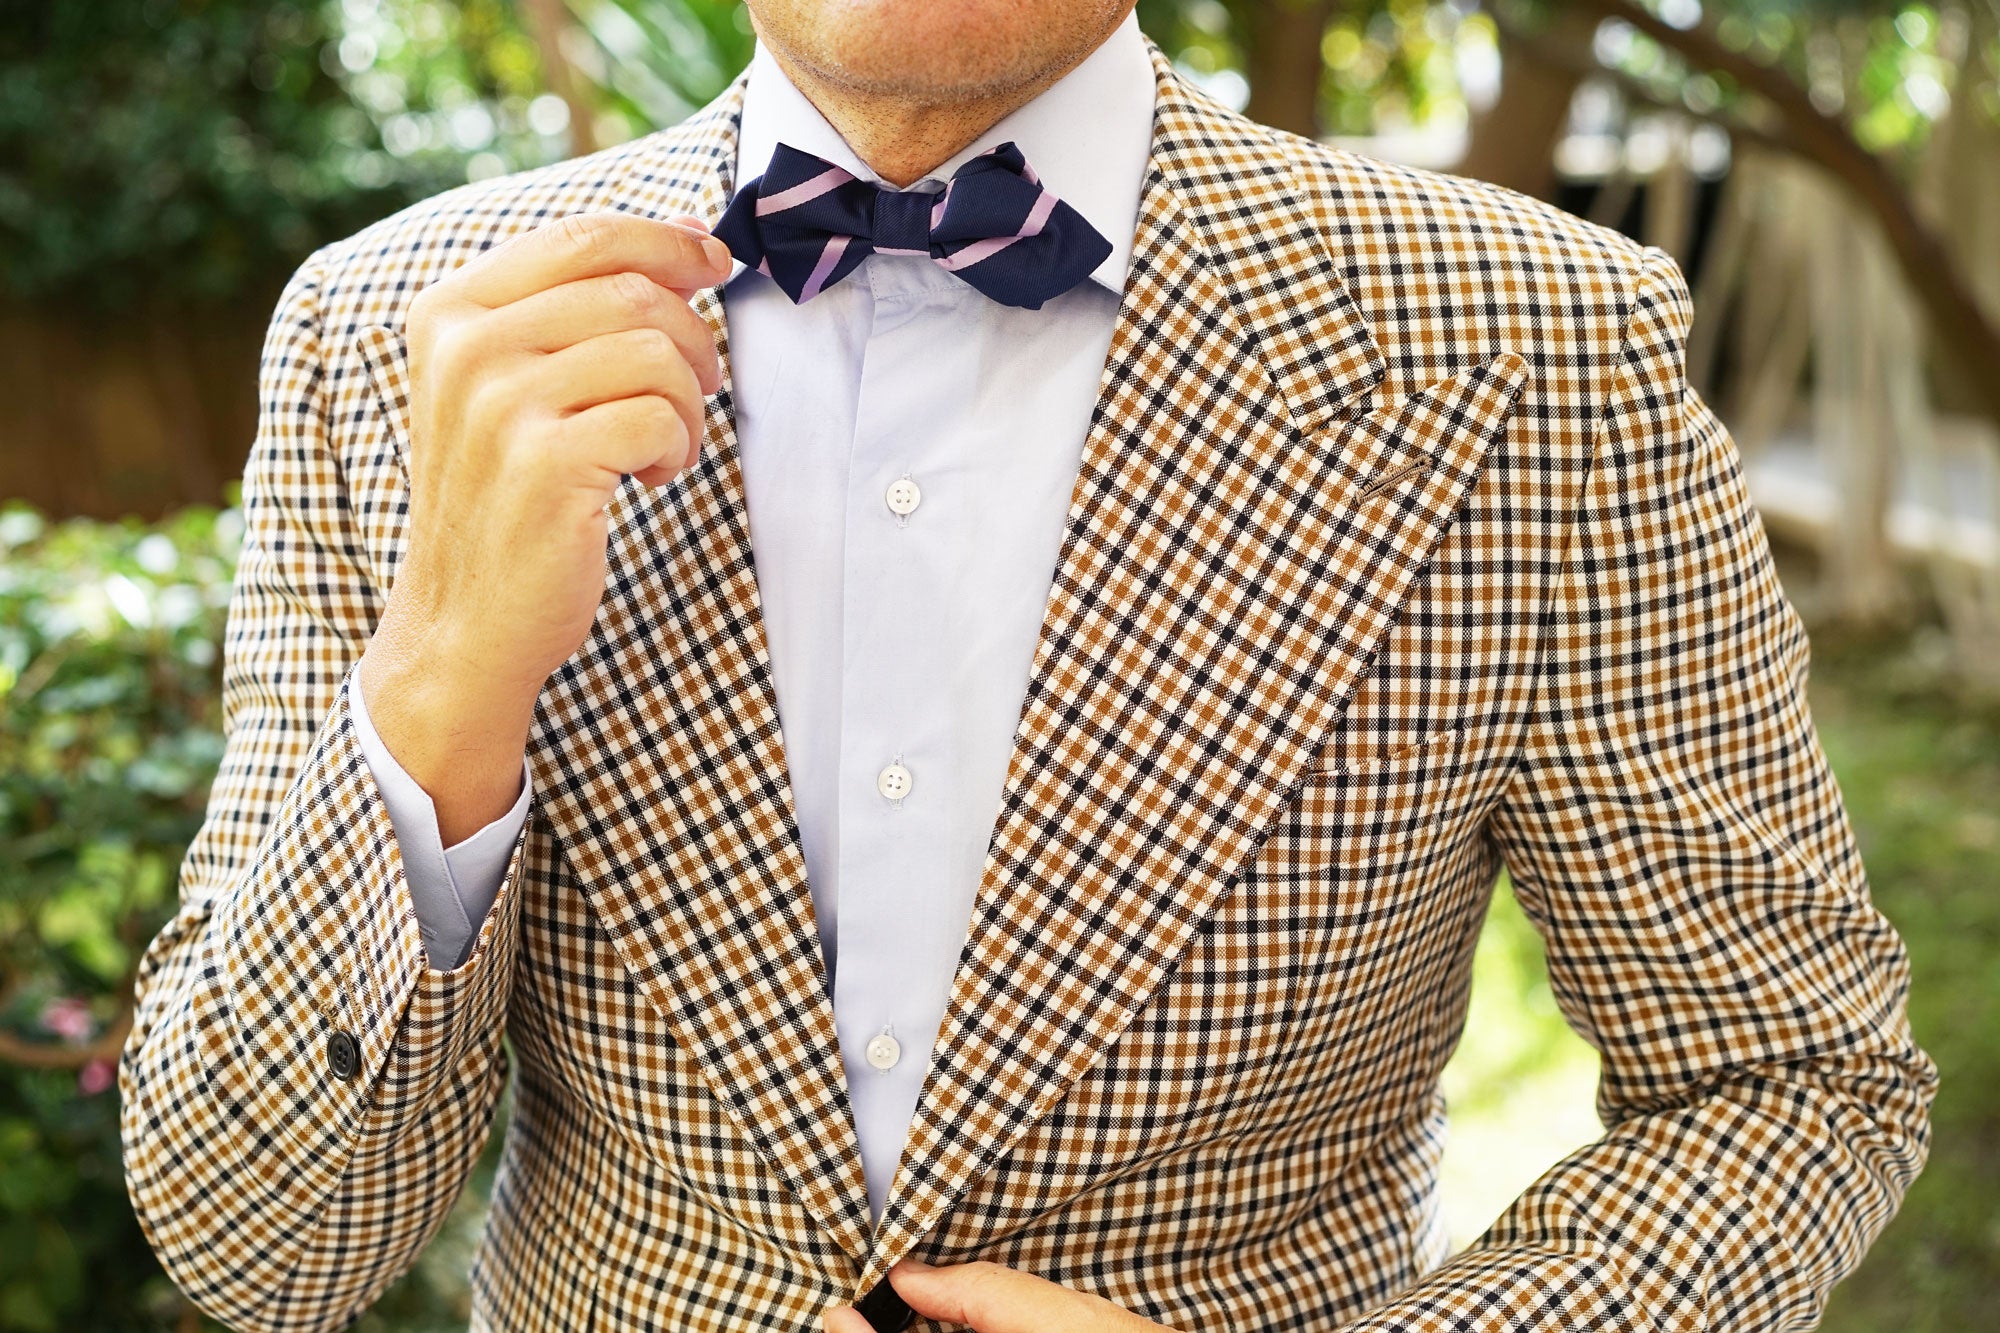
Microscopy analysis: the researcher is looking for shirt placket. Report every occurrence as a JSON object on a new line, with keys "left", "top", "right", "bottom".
{"left": 832, "top": 256, "right": 981, "bottom": 1221}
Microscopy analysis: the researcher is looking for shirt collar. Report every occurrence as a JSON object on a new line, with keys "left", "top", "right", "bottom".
{"left": 731, "top": 9, "right": 1155, "bottom": 294}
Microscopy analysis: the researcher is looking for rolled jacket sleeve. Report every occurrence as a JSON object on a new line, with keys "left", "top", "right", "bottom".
{"left": 348, "top": 662, "right": 532, "bottom": 970}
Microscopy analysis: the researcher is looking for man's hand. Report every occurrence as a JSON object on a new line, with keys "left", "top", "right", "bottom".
{"left": 392, "top": 209, "right": 732, "bottom": 699}
{"left": 359, "top": 210, "right": 732, "bottom": 842}
{"left": 823, "top": 1258, "right": 1169, "bottom": 1333}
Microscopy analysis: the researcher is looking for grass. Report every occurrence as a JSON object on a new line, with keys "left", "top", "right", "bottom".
{"left": 1788, "top": 631, "right": 2000, "bottom": 1329}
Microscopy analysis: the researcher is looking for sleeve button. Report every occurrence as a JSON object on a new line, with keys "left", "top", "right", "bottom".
{"left": 327, "top": 1029, "right": 361, "bottom": 1082}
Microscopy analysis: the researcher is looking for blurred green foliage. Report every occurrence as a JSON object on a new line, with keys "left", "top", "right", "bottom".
{"left": 1141, "top": 1, "right": 1996, "bottom": 143}
{"left": 1583, "top": 0, "right": 1990, "bottom": 152}
{"left": 0, "top": 499, "right": 239, "bottom": 1330}
{"left": 0, "top": 502, "right": 236, "bottom": 994}
{"left": 0, "top": 0, "right": 564, "bottom": 310}
{"left": 4, "top": 0, "right": 1990, "bottom": 312}
{"left": 569, "top": 0, "right": 756, "bottom": 136}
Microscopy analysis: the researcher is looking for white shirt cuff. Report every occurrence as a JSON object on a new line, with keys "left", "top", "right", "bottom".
{"left": 348, "top": 666, "right": 533, "bottom": 969}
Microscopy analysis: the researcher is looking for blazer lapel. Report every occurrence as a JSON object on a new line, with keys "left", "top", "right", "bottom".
{"left": 858, "top": 47, "right": 1528, "bottom": 1285}
{"left": 554, "top": 88, "right": 884, "bottom": 1263}
{"left": 355, "top": 79, "right": 879, "bottom": 1264}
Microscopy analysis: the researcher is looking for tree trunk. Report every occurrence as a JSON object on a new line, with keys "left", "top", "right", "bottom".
{"left": 519, "top": 0, "right": 597, "bottom": 157}
{"left": 1458, "top": 6, "right": 1598, "bottom": 197}
{"left": 1573, "top": 0, "right": 2000, "bottom": 439}
{"left": 1914, "top": 1, "right": 2000, "bottom": 421}
{"left": 1237, "top": 0, "right": 1337, "bottom": 138}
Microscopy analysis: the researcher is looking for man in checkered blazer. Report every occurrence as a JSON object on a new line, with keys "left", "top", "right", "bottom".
{"left": 120, "top": 1, "right": 1935, "bottom": 1330}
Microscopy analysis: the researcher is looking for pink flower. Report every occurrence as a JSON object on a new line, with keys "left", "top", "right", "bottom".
{"left": 40, "top": 996, "right": 94, "bottom": 1043}
{"left": 79, "top": 1059, "right": 115, "bottom": 1097}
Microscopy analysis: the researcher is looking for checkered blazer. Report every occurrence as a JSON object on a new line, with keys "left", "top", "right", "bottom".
{"left": 120, "top": 36, "right": 1935, "bottom": 1333}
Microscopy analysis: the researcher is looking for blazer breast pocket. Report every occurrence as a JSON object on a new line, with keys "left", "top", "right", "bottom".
{"left": 1223, "top": 721, "right": 1493, "bottom": 1147}
{"left": 1292, "top": 723, "right": 1470, "bottom": 871}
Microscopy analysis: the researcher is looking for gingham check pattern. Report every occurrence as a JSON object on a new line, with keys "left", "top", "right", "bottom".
{"left": 120, "top": 35, "right": 1935, "bottom": 1333}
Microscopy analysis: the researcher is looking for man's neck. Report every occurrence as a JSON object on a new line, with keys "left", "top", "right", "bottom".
{"left": 754, "top": 42, "right": 1092, "bottom": 188}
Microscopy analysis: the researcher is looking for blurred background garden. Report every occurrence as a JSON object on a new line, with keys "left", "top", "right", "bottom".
{"left": 2, "top": 0, "right": 1996, "bottom": 1328}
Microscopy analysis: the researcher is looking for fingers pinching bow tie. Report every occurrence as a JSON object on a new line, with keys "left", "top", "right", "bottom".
{"left": 712, "top": 140, "right": 1113, "bottom": 309}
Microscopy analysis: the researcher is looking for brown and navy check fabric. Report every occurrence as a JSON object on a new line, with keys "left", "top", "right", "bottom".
{"left": 120, "top": 36, "right": 1935, "bottom": 1333}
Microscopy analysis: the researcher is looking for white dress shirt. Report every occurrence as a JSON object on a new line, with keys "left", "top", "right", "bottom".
{"left": 351, "top": 9, "right": 1156, "bottom": 1222}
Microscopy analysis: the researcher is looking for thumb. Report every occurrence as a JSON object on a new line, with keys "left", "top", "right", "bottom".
{"left": 661, "top": 212, "right": 735, "bottom": 296}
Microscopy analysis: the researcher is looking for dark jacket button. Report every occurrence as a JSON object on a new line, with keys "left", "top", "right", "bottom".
{"left": 326, "top": 1029, "right": 361, "bottom": 1082}
{"left": 855, "top": 1277, "right": 914, "bottom": 1332}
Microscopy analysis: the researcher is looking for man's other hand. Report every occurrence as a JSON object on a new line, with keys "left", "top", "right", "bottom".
{"left": 823, "top": 1257, "right": 1170, "bottom": 1333}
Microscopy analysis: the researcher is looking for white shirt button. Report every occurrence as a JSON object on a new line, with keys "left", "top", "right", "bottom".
{"left": 877, "top": 762, "right": 912, "bottom": 800}
{"left": 865, "top": 1032, "right": 902, "bottom": 1070}
{"left": 885, "top": 477, "right": 922, "bottom": 516}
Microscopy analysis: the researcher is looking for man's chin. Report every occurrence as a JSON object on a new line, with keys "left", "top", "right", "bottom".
{"left": 747, "top": 0, "right": 1127, "bottom": 105}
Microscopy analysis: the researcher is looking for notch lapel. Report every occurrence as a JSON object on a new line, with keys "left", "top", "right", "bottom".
{"left": 354, "top": 80, "right": 879, "bottom": 1264}
{"left": 857, "top": 48, "right": 1528, "bottom": 1286}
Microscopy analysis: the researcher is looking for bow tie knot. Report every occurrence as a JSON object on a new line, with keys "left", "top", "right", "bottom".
{"left": 868, "top": 189, "right": 936, "bottom": 257}
{"left": 713, "top": 141, "right": 1112, "bottom": 309}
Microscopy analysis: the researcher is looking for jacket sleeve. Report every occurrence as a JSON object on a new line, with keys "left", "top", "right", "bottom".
{"left": 1342, "top": 247, "right": 1937, "bottom": 1332}
{"left": 117, "top": 253, "right": 536, "bottom": 1333}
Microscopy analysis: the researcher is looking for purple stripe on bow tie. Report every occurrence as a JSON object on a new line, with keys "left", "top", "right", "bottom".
{"left": 755, "top": 164, "right": 855, "bottom": 215}
{"left": 935, "top": 189, "right": 1060, "bottom": 273}
{"left": 798, "top": 234, "right": 853, "bottom": 303}
{"left": 712, "top": 140, "right": 1112, "bottom": 309}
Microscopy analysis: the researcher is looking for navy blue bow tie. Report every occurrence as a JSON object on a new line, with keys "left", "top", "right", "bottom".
{"left": 712, "top": 140, "right": 1112, "bottom": 310}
